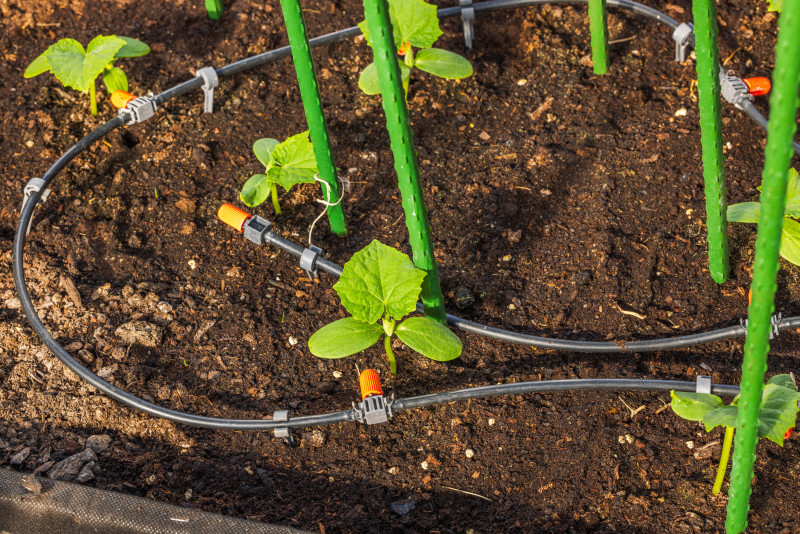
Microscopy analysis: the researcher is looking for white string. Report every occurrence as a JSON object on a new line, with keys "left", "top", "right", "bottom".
{"left": 308, "top": 173, "right": 347, "bottom": 248}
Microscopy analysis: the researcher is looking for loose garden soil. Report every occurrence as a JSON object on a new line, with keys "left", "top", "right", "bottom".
{"left": 1, "top": 0, "right": 799, "bottom": 532}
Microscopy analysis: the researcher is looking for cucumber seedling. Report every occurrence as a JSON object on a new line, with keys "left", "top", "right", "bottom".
{"left": 357, "top": 0, "right": 473, "bottom": 96}
{"left": 308, "top": 240, "right": 462, "bottom": 374}
{"left": 240, "top": 131, "right": 319, "bottom": 215}
{"left": 670, "top": 373, "right": 799, "bottom": 494}
{"left": 24, "top": 35, "right": 150, "bottom": 116}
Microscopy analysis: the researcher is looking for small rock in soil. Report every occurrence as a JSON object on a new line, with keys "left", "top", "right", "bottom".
{"left": 85, "top": 434, "right": 112, "bottom": 453}
{"left": 454, "top": 287, "right": 474, "bottom": 309}
{"left": 21, "top": 475, "right": 50, "bottom": 495}
{"left": 316, "top": 381, "right": 335, "bottom": 395}
{"left": 10, "top": 447, "right": 31, "bottom": 465}
{"left": 390, "top": 496, "right": 415, "bottom": 515}
{"left": 115, "top": 321, "right": 163, "bottom": 347}
{"left": 47, "top": 449, "right": 96, "bottom": 481}
{"left": 34, "top": 461, "right": 55, "bottom": 475}
{"left": 75, "top": 461, "right": 96, "bottom": 483}
{"left": 303, "top": 429, "right": 326, "bottom": 448}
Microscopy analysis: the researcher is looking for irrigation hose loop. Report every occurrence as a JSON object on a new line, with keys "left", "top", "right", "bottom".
{"left": 11, "top": 0, "right": 792, "bottom": 430}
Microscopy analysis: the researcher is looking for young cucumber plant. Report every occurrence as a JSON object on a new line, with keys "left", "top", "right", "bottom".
{"left": 24, "top": 35, "right": 150, "bottom": 116}
{"left": 240, "top": 131, "right": 318, "bottom": 215}
{"left": 671, "top": 374, "right": 799, "bottom": 495}
{"left": 728, "top": 167, "right": 800, "bottom": 266}
{"left": 357, "top": 0, "right": 473, "bottom": 96}
{"left": 308, "top": 240, "right": 462, "bottom": 374}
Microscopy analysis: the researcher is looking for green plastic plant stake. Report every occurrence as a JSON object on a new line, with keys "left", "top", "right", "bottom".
{"left": 725, "top": 3, "right": 800, "bottom": 532}
{"left": 205, "top": 0, "right": 223, "bottom": 19}
{"left": 587, "top": 0, "right": 609, "bottom": 75}
{"left": 280, "top": 0, "right": 348, "bottom": 236}
{"left": 691, "top": 0, "right": 730, "bottom": 284}
{"left": 361, "top": 0, "right": 446, "bottom": 323}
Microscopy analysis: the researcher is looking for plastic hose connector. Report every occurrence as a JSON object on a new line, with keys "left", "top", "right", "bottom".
{"left": 217, "top": 203, "right": 251, "bottom": 232}
{"left": 360, "top": 369, "right": 383, "bottom": 399}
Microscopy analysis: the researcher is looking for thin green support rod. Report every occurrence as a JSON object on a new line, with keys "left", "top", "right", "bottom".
{"left": 725, "top": 2, "right": 800, "bottom": 532}
{"left": 691, "top": 0, "right": 730, "bottom": 284}
{"left": 280, "top": 0, "right": 348, "bottom": 236}
{"left": 588, "top": 0, "right": 609, "bottom": 75}
{"left": 361, "top": 0, "right": 446, "bottom": 323}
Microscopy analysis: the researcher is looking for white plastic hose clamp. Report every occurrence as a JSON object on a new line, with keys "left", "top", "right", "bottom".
{"left": 300, "top": 246, "right": 322, "bottom": 281}
{"left": 696, "top": 375, "right": 712, "bottom": 395}
{"left": 273, "top": 409, "right": 295, "bottom": 446}
{"left": 197, "top": 67, "right": 219, "bottom": 114}
{"left": 672, "top": 22, "right": 694, "bottom": 63}
{"left": 21, "top": 177, "right": 51, "bottom": 236}
{"left": 460, "top": 0, "right": 475, "bottom": 49}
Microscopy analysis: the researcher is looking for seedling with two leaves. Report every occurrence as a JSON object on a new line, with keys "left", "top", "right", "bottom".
{"left": 728, "top": 167, "right": 800, "bottom": 266}
{"left": 670, "top": 373, "right": 799, "bottom": 494}
{"left": 308, "top": 240, "right": 462, "bottom": 374}
{"left": 25, "top": 35, "right": 150, "bottom": 116}
{"left": 357, "top": 0, "right": 473, "bottom": 96}
{"left": 240, "top": 131, "right": 319, "bottom": 215}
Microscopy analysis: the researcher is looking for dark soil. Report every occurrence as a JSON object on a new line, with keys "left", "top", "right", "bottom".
{"left": 1, "top": 0, "right": 799, "bottom": 532}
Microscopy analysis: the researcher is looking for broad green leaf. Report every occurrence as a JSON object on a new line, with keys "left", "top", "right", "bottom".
{"left": 395, "top": 316, "right": 462, "bottom": 361}
{"left": 700, "top": 405, "right": 738, "bottom": 431}
{"left": 270, "top": 131, "right": 319, "bottom": 191}
{"left": 102, "top": 67, "right": 128, "bottom": 93}
{"left": 84, "top": 35, "right": 127, "bottom": 85}
{"left": 334, "top": 240, "right": 426, "bottom": 323}
{"left": 253, "top": 138, "right": 280, "bottom": 168}
{"left": 670, "top": 391, "right": 724, "bottom": 421}
{"left": 115, "top": 37, "right": 150, "bottom": 58}
{"left": 358, "top": 61, "right": 411, "bottom": 95}
{"left": 308, "top": 317, "right": 384, "bottom": 359}
{"left": 24, "top": 53, "right": 50, "bottom": 78}
{"left": 767, "top": 374, "right": 797, "bottom": 390}
{"left": 780, "top": 217, "right": 800, "bottom": 266}
{"left": 415, "top": 48, "right": 473, "bottom": 79}
{"left": 359, "top": 0, "right": 442, "bottom": 49}
{"left": 758, "top": 383, "right": 800, "bottom": 445}
{"left": 240, "top": 174, "right": 271, "bottom": 207}
{"left": 727, "top": 202, "right": 760, "bottom": 224}
{"left": 782, "top": 168, "right": 800, "bottom": 217}
{"left": 767, "top": 0, "right": 783, "bottom": 12}
{"left": 44, "top": 36, "right": 125, "bottom": 92}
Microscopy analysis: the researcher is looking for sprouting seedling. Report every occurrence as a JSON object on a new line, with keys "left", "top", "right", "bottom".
{"left": 727, "top": 167, "right": 800, "bottom": 266}
{"left": 24, "top": 35, "right": 150, "bottom": 116}
{"left": 239, "top": 131, "right": 319, "bottom": 215}
{"left": 670, "top": 373, "right": 799, "bottom": 494}
{"left": 308, "top": 240, "right": 462, "bottom": 374}
{"left": 357, "top": 0, "right": 473, "bottom": 96}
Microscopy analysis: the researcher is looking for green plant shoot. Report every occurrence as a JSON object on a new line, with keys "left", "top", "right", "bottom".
{"left": 670, "top": 374, "right": 799, "bottom": 494}
{"left": 357, "top": 0, "right": 473, "bottom": 96}
{"left": 24, "top": 35, "right": 150, "bottom": 116}
{"left": 308, "top": 240, "right": 462, "bottom": 374}
{"left": 766, "top": 0, "right": 783, "bottom": 12}
{"left": 205, "top": 0, "right": 224, "bottom": 19}
{"left": 728, "top": 167, "right": 800, "bottom": 266}
{"left": 240, "top": 131, "right": 319, "bottom": 215}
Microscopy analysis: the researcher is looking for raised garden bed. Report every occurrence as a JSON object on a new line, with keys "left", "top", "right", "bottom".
{"left": 1, "top": 0, "right": 799, "bottom": 532}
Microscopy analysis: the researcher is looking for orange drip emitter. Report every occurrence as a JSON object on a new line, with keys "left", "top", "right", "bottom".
{"left": 356, "top": 369, "right": 391, "bottom": 424}
{"left": 110, "top": 90, "right": 137, "bottom": 109}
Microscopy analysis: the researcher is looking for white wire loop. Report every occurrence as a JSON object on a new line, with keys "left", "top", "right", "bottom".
{"left": 308, "top": 173, "right": 347, "bottom": 247}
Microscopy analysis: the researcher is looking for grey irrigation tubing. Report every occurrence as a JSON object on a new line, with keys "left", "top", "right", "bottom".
{"left": 6, "top": 0, "right": 785, "bottom": 430}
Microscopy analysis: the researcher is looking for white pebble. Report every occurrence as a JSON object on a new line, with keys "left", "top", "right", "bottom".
{"left": 674, "top": 108, "right": 687, "bottom": 117}
{"left": 388, "top": 467, "right": 399, "bottom": 475}
{"left": 421, "top": 461, "right": 429, "bottom": 471}
{"left": 465, "top": 449, "right": 475, "bottom": 459}
{"left": 686, "top": 441, "right": 695, "bottom": 449}
{"left": 187, "top": 260, "right": 197, "bottom": 270}
{"left": 332, "top": 371, "right": 343, "bottom": 379}
{"left": 288, "top": 336, "right": 298, "bottom": 346}
{"left": 488, "top": 418, "right": 496, "bottom": 426}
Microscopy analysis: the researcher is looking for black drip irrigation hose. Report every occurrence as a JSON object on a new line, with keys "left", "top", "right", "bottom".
{"left": 11, "top": 0, "right": 791, "bottom": 430}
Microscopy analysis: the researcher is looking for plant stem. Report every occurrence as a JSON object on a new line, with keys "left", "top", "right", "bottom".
{"left": 270, "top": 182, "right": 282, "bottom": 215}
{"left": 713, "top": 426, "right": 735, "bottom": 495}
{"left": 384, "top": 335, "right": 397, "bottom": 375}
{"left": 89, "top": 80, "right": 97, "bottom": 116}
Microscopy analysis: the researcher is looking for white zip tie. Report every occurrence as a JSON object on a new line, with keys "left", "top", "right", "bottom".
{"left": 308, "top": 174, "right": 347, "bottom": 247}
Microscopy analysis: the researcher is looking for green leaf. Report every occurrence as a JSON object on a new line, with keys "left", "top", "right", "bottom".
{"left": 270, "top": 131, "right": 319, "bottom": 191}
{"left": 240, "top": 174, "right": 272, "bottom": 207}
{"left": 308, "top": 317, "right": 384, "bottom": 359}
{"left": 102, "top": 67, "right": 128, "bottom": 93}
{"left": 24, "top": 53, "right": 51, "bottom": 78}
{"left": 782, "top": 168, "right": 800, "bottom": 217}
{"left": 727, "top": 202, "right": 760, "bottom": 224}
{"left": 359, "top": 0, "right": 442, "bottom": 49}
{"left": 43, "top": 36, "right": 126, "bottom": 92}
{"left": 358, "top": 61, "right": 411, "bottom": 95}
{"left": 334, "top": 240, "right": 426, "bottom": 323}
{"left": 767, "top": 374, "right": 797, "bottom": 390}
{"left": 114, "top": 37, "right": 150, "bottom": 58}
{"left": 766, "top": 0, "right": 783, "bottom": 12}
{"left": 758, "top": 383, "right": 800, "bottom": 445}
{"left": 395, "top": 316, "right": 462, "bottom": 361}
{"left": 780, "top": 217, "right": 800, "bottom": 266}
{"left": 253, "top": 138, "right": 280, "bottom": 168}
{"left": 700, "top": 405, "right": 738, "bottom": 431}
{"left": 205, "top": 0, "right": 224, "bottom": 19}
{"left": 415, "top": 48, "right": 473, "bottom": 79}
{"left": 670, "top": 391, "right": 724, "bottom": 421}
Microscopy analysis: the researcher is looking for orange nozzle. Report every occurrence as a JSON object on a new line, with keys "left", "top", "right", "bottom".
{"left": 398, "top": 41, "right": 410, "bottom": 55}
{"left": 743, "top": 77, "right": 771, "bottom": 96}
{"left": 748, "top": 288, "right": 753, "bottom": 306}
{"left": 217, "top": 203, "right": 251, "bottom": 232}
{"left": 110, "top": 90, "right": 137, "bottom": 109}
{"left": 359, "top": 369, "right": 382, "bottom": 399}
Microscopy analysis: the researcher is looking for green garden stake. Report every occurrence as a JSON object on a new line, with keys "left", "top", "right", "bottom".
{"left": 280, "top": 0, "right": 348, "bottom": 236}
{"left": 588, "top": 0, "right": 609, "bottom": 75}
{"left": 362, "top": 0, "right": 446, "bottom": 323}
{"left": 691, "top": 0, "right": 730, "bottom": 284}
{"left": 725, "top": 2, "right": 800, "bottom": 532}
{"left": 204, "top": 0, "right": 223, "bottom": 20}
